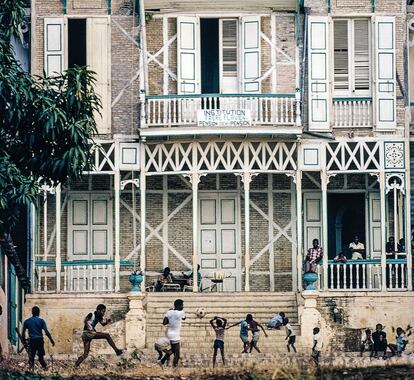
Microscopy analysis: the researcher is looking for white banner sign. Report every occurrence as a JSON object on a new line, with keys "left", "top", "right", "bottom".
{"left": 197, "top": 109, "right": 252, "bottom": 127}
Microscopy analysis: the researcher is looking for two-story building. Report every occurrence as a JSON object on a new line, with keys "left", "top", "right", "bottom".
{"left": 25, "top": 0, "right": 413, "bottom": 355}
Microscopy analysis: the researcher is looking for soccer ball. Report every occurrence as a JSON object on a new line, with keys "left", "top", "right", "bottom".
{"left": 196, "top": 307, "right": 206, "bottom": 318}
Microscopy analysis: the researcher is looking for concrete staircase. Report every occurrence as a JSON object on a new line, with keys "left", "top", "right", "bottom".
{"left": 145, "top": 292, "right": 300, "bottom": 355}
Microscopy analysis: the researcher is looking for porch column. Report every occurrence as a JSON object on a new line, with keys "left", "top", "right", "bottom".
{"left": 296, "top": 171, "right": 303, "bottom": 291}
{"left": 140, "top": 172, "right": 146, "bottom": 290}
{"left": 405, "top": 141, "right": 412, "bottom": 290}
{"left": 114, "top": 170, "right": 121, "bottom": 292}
{"left": 321, "top": 171, "right": 328, "bottom": 290}
{"left": 192, "top": 173, "right": 199, "bottom": 292}
{"left": 55, "top": 184, "right": 61, "bottom": 292}
{"left": 379, "top": 171, "right": 387, "bottom": 291}
{"left": 243, "top": 172, "right": 252, "bottom": 292}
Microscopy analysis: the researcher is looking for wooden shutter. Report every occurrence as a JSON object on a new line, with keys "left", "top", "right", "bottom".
{"left": 368, "top": 192, "right": 382, "bottom": 259}
{"left": 44, "top": 18, "right": 64, "bottom": 77}
{"left": 375, "top": 16, "right": 396, "bottom": 130}
{"left": 220, "top": 19, "right": 239, "bottom": 93}
{"left": 308, "top": 17, "right": 330, "bottom": 131}
{"left": 241, "top": 16, "right": 261, "bottom": 93}
{"left": 87, "top": 18, "right": 111, "bottom": 134}
{"left": 333, "top": 20, "right": 349, "bottom": 92}
{"left": 303, "top": 192, "right": 322, "bottom": 251}
{"left": 353, "top": 20, "right": 370, "bottom": 92}
{"left": 177, "top": 17, "right": 200, "bottom": 94}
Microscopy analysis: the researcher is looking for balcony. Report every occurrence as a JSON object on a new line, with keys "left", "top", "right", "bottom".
{"left": 142, "top": 93, "right": 300, "bottom": 137}
{"left": 332, "top": 97, "right": 372, "bottom": 128}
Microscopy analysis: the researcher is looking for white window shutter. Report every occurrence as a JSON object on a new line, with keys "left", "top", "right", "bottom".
{"left": 87, "top": 18, "right": 111, "bottom": 134}
{"left": 308, "top": 17, "right": 330, "bottom": 131}
{"left": 44, "top": 18, "right": 64, "bottom": 77}
{"left": 241, "top": 16, "right": 261, "bottom": 94}
{"left": 177, "top": 17, "right": 200, "bottom": 94}
{"left": 375, "top": 16, "right": 396, "bottom": 130}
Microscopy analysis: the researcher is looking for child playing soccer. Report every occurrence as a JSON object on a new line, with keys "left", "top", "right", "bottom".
{"left": 227, "top": 315, "right": 250, "bottom": 353}
{"left": 284, "top": 318, "right": 297, "bottom": 353}
{"left": 248, "top": 315, "right": 268, "bottom": 353}
{"left": 209, "top": 316, "right": 227, "bottom": 367}
{"left": 154, "top": 336, "right": 172, "bottom": 366}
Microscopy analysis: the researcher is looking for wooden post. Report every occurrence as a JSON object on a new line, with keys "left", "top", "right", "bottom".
{"left": 296, "top": 170, "right": 303, "bottom": 291}
{"left": 55, "top": 184, "right": 61, "bottom": 292}
{"left": 244, "top": 172, "right": 251, "bottom": 292}
{"left": 405, "top": 140, "right": 412, "bottom": 290}
{"left": 321, "top": 171, "right": 328, "bottom": 290}
{"left": 268, "top": 174, "right": 275, "bottom": 291}
{"left": 114, "top": 170, "right": 121, "bottom": 292}
{"left": 140, "top": 171, "right": 146, "bottom": 290}
{"left": 192, "top": 173, "right": 199, "bottom": 292}
{"left": 379, "top": 170, "right": 387, "bottom": 291}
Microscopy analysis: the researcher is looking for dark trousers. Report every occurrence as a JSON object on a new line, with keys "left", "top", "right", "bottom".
{"left": 171, "top": 342, "right": 180, "bottom": 367}
{"left": 28, "top": 338, "right": 47, "bottom": 369}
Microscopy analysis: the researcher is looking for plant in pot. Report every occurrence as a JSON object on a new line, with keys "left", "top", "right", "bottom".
{"left": 129, "top": 269, "right": 143, "bottom": 292}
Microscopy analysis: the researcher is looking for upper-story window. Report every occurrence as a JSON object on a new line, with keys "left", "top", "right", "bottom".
{"left": 333, "top": 19, "right": 370, "bottom": 96}
{"left": 178, "top": 16, "right": 261, "bottom": 95}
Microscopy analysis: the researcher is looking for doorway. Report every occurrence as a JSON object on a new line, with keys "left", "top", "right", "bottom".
{"left": 328, "top": 193, "right": 366, "bottom": 259}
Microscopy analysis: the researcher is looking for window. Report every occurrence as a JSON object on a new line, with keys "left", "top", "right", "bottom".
{"left": 333, "top": 19, "right": 370, "bottom": 95}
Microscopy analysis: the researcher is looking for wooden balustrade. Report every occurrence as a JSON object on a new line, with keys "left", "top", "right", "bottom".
{"left": 333, "top": 97, "right": 372, "bottom": 128}
{"left": 145, "top": 94, "right": 297, "bottom": 127}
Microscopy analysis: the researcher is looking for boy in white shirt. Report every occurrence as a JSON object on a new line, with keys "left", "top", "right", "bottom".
{"left": 311, "top": 327, "right": 323, "bottom": 365}
{"left": 163, "top": 299, "right": 185, "bottom": 367}
{"left": 349, "top": 235, "right": 365, "bottom": 260}
{"left": 284, "top": 318, "right": 296, "bottom": 353}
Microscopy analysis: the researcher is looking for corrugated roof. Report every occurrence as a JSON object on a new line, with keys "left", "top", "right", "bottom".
{"left": 144, "top": 0, "right": 297, "bottom": 12}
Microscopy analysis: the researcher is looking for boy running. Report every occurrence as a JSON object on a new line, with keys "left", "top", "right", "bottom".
{"left": 75, "top": 304, "right": 123, "bottom": 367}
{"left": 227, "top": 315, "right": 250, "bottom": 353}
{"left": 284, "top": 318, "right": 297, "bottom": 353}
{"left": 163, "top": 299, "right": 186, "bottom": 367}
{"left": 154, "top": 336, "right": 172, "bottom": 366}
{"left": 248, "top": 315, "right": 268, "bottom": 353}
{"left": 311, "top": 327, "right": 323, "bottom": 365}
{"left": 22, "top": 306, "right": 55, "bottom": 371}
{"left": 210, "top": 316, "right": 227, "bottom": 367}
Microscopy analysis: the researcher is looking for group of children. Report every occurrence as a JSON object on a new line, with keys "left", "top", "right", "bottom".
{"left": 360, "top": 323, "right": 408, "bottom": 358}
{"left": 19, "top": 302, "right": 408, "bottom": 371}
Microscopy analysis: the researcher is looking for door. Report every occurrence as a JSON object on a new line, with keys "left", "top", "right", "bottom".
{"left": 303, "top": 192, "right": 322, "bottom": 252}
{"left": 199, "top": 193, "right": 240, "bottom": 291}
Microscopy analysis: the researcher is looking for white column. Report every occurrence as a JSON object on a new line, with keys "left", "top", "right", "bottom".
{"left": 43, "top": 190, "right": 48, "bottom": 261}
{"left": 114, "top": 170, "right": 121, "bottom": 292}
{"left": 140, "top": 172, "right": 146, "bottom": 290}
{"left": 379, "top": 171, "right": 387, "bottom": 291}
{"left": 268, "top": 174, "right": 275, "bottom": 291}
{"left": 296, "top": 170, "right": 303, "bottom": 291}
{"left": 192, "top": 173, "right": 199, "bottom": 292}
{"left": 243, "top": 172, "right": 252, "bottom": 292}
{"left": 55, "top": 184, "right": 61, "bottom": 292}
{"left": 405, "top": 142, "right": 412, "bottom": 290}
{"left": 162, "top": 176, "right": 169, "bottom": 268}
{"left": 321, "top": 171, "right": 328, "bottom": 290}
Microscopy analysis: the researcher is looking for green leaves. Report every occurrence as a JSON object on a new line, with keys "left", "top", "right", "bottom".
{"left": 0, "top": 2, "right": 100, "bottom": 235}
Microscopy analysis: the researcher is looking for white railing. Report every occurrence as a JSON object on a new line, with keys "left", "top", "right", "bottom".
{"left": 333, "top": 97, "right": 372, "bottom": 128}
{"left": 145, "top": 94, "right": 297, "bottom": 127}
{"left": 316, "top": 259, "right": 408, "bottom": 291}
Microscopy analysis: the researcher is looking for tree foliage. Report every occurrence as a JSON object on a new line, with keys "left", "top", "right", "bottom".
{"left": 0, "top": 0, "right": 101, "bottom": 235}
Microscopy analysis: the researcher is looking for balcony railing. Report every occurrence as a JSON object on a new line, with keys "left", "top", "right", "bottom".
{"left": 316, "top": 258, "right": 407, "bottom": 291}
{"left": 145, "top": 93, "right": 298, "bottom": 128}
{"left": 35, "top": 260, "right": 135, "bottom": 293}
{"left": 333, "top": 97, "right": 372, "bottom": 128}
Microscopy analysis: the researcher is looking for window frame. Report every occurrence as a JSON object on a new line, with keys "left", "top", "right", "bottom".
{"left": 332, "top": 17, "right": 372, "bottom": 97}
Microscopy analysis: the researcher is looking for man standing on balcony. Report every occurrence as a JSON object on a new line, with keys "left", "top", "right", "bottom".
{"left": 305, "top": 239, "right": 323, "bottom": 272}
{"left": 22, "top": 306, "right": 55, "bottom": 371}
{"left": 349, "top": 235, "right": 365, "bottom": 260}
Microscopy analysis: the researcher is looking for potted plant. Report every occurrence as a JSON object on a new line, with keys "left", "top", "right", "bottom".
{"left": 129, "top": 269, "right": 143, "bottom": 292}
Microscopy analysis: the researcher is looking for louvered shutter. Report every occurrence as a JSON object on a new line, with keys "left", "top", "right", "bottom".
{"left": 87, "top": 18, "right": 111, "bottom": 134}
{"left": 333, "top": 20, "right": 349, "bottom": 92}
{"left": 375, "top": 16, "right": 396, "bottom": 130}
{"left": 177, "top": 17, "right": 200, "bottom": 94}
{"left": 220, "top": 19, "right": 238, "bottom": 93}
{"left": 353, "top": 20, "right": 370, "bottom": 92}
{"left": 308, "top": 17, "right": 330, "bottom": 131}
{"left": 44, "top": 18, "right": 64, "bottom": 77}
{"left": 241, "top": 16, "right": 261, "bottom": 93}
